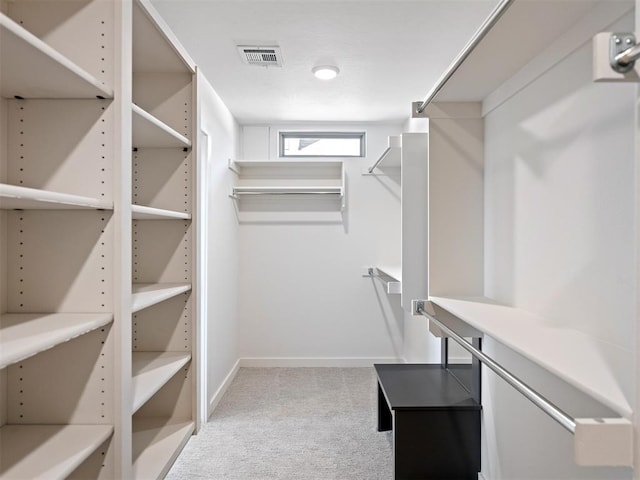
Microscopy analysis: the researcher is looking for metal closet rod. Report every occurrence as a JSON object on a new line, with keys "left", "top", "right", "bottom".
{"left": 414, "top": 301, "right": 577, "bottom": 434}
{"left": 415, "top": 0, "right": 516, "bottom": 114}
{"left": 368, "top": 147, "right": 391, "bottom": 174}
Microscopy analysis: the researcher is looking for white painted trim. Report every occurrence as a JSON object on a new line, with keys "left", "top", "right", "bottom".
{"left": 207, "top": 359, "right": 240, "bottom": 419}
{"left": 239, "top": 357, "right": 403, "bottom": 368}
{"left": 482, "top": 2, "right": 634, "bottom": 116}
{"left": 478, "top": 473, "right": 488, "bottom": 480}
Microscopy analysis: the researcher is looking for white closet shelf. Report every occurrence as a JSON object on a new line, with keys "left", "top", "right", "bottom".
{"left": 0, "top": 312, "right": 113, "bottom": 369}
{"left": 0, "top": 424, "right": 113, "bottom": 480}
{"left": 0, "top": 184, "right": 113, "bottom": 210}
{"left": 132, "top": 205, "right": 191, "bottom": 220}
{"left": 132, "top": 417, "right": 194, "bottom": 480}
{"left": 0, "top": 13, "right": 113, "bottom": 99}
{"left": 132, "top": 283, "right": 192, "bottom": 313}
{"left": 131, "top": 352, "right": 192, "bottom": 413}
{"left": 432, "top": 1, "right": 612, "bottom": 103}
{"left": 132, "top": 104, "right": 192, "bottom": 149}
{"left": 428, "top": 296, "right": 633, "bottom": 418}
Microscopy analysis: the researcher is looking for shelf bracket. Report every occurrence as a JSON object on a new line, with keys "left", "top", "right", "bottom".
{"left": 228, "top": 159, "right": 240, "bottom": 175}
{"left": 593, "top": 32, "right": 640, "bottom": 82}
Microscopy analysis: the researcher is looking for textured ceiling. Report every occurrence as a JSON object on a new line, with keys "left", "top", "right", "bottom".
{"left": 152, "top": 0, "right": 497, "bottom": 124}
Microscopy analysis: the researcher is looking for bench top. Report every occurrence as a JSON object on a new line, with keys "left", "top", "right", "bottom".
{"left": 375, "top": 364, "right": 481, "bottom": 411}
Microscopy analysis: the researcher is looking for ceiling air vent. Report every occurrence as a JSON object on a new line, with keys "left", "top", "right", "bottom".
{"left": 237, "top": 45, "right": 283, "bottom": 67}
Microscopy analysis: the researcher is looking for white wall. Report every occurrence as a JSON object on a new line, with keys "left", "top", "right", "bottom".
{"left": 482, "top": 12, "right": 635, "bottom": 480}
{"left": 197, "top": 73, "right": 241, "bottom": 417}
{"left": 237, "top": 124, "right": 406, "bottom": 365}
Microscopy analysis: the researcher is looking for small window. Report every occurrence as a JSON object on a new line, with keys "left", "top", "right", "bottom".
{"left": 279, "top": 131, "right": 365, "bottom": 157}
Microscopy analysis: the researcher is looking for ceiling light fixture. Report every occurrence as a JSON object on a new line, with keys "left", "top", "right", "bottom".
{"left": 312, "top": 65, "right": 339, "bottom": 80}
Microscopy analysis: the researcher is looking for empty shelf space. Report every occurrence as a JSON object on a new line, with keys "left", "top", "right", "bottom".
{"left": 132, "top": 204, "right": 191, "bottom": 220}
{"left": 0, "top": 424, "right": 113, "bottom": 480}
{"left": 0, "top": 13, "right": 113, "bottom": 99}
{"left": 429, "top": 296, "right": 633, "bottom": 418}
{"left": 132, "top": 417, "right": 194, "bottom": 480}
{"left": 132, "top": 104, "right": 191, "bottom": 149}
{"left": 0, "top": 313, "right": 113, "bottom": 369}
{"left": 0, "top": 184, "right": 113, "bottom": 210}
{"left": 131, "top": 352, "right": 192, "bottom": 413}
{"left": 132, "top": 283, "right": 192, "bottom": 313}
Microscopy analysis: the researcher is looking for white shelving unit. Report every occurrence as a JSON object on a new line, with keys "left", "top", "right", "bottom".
{"left": 366, "top": 132, "right": 428, "bottom": 309}
{"left": 0, "top": 0, "right": 117, "bottom": 477}
{"left": 0, "top": 0, "right": 200, "bottom": 477}
{"left": 130, "top": 1, "right": 199, "bottom": 478}
{"left": 230, "top": 160, "right": 345, "bottom": 221}
{"left": 414, "top": 0, "right": 636, "bottom": 468}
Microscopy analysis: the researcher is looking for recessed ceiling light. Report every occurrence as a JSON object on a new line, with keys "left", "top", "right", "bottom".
{"left": 312, "top": 65, "right": 339, "bottom": 80}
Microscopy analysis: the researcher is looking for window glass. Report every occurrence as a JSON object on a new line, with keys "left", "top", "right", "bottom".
{"left": 280, "top": 132, "right": 365, "bottom": 157}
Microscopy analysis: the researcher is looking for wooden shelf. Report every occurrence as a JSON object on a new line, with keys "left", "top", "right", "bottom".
{"left": 434, "top": 1, "right": 621, "bottom": 103}
{"left": 132, "top": 104, "right": 191, "bottom": 149}
{"left": 132, "top": 283, "right": 192, "bottom": 313}
{"left": 131, "top": 352, "right": 192, "bottom": 413}
{"left": 132, "top": 417, "right": 194, "bottom": 480}
{"left": 0, "top": 13, "right": 113, "bottom": 99}
{"left": 132, "top": 205, "right": 191, "bottom": 220}
{"left": 0, "top": 424, "right": 113, "bottom": 479}
{"left": 429, "top": 296, "right": 633, "bottom": 418}
{"left": 0, "top": 184, "right": 113, "bottom": 210}
{"left": 0, "top": 313, "right": 113, "bottom": 369}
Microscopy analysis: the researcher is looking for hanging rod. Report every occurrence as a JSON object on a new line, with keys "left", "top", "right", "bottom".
{"left": 413, "top": 300, "right": 576, "bottom": 433}
{"left": 415, "top": 0, "right": 516, "bottom": 114}
{"left": 368, "top": 147, "right": 391, "bottom": 174}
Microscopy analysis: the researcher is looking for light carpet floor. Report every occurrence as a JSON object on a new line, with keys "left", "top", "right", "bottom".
{"left": 166, "top": 367, "right": 393, "bottom": 480}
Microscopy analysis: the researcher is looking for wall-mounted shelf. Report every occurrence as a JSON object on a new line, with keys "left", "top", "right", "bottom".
{"left": 0, "top": 313, "right": 113, "bottom": 369}
{"left": 0, "top": 184, "right": 113, "bottom": 210}
{"left": 0, "top": 14, "right": 113, "bottom": 100}
{"left": 0, "top": 424, "right": 113, "bottom": 479}
{"left": 132, "top": 104, "right": 191, "bottom": 149}
{"left": 230, "top": 160, "right": 346, "bottom": 217}
{"left": 132, "top": 283, "right": 192, "bottom": 313}
{"left": 131, "top": 352, "right": 192, "bottom": 413}
{"left": 428, "top": 296, "right": 633, "bottom": 419}
{"left": 132, "top": 205, "right": 191, "bottom": 220}
{"left": 365, "top": 135, "right": 401, "bottom": 174}
{"left": 132, "top": 418, "right": 195, "bottom": 480}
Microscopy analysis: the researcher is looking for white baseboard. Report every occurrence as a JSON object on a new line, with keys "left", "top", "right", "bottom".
{"left": 239, "top": 357, "right": 403, "bottom": 368}
{"left": 207, "top": 359, "right": 240, "bottom": 419}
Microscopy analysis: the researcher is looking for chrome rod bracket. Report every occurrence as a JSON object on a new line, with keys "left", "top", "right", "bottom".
{"left": 610, "top": 33, "right": 640, "bottom": 73}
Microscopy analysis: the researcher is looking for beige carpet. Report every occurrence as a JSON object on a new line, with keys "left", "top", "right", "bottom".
{"left": 166, "top": 367, "right": 393, "bottom": 480}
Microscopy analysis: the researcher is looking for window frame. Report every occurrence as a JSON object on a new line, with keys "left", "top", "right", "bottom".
{"left": 278, "top": 131, "right": 366, "bottom": 158}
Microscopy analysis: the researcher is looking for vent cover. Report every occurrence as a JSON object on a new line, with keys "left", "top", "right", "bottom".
{"left": 237, "top": 45, "right": 283, "bottom": 67}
